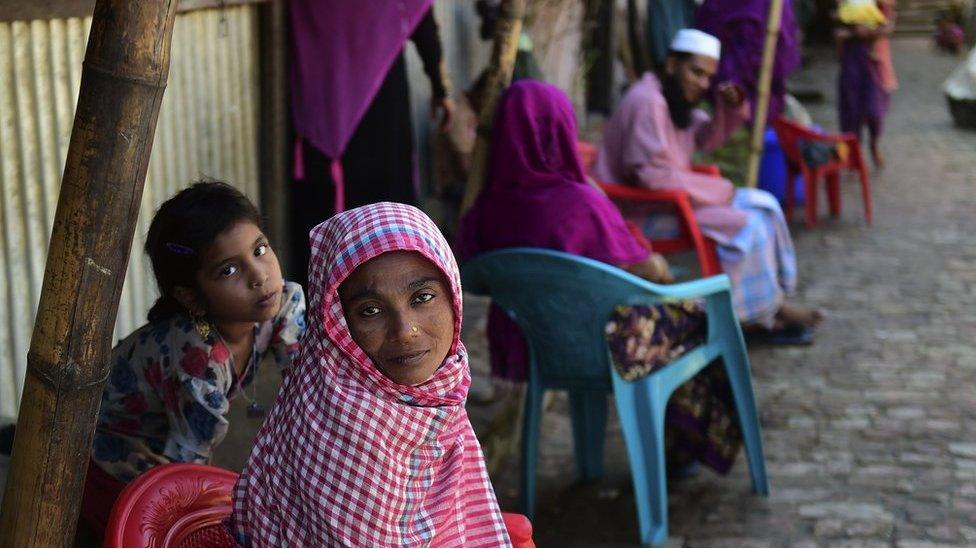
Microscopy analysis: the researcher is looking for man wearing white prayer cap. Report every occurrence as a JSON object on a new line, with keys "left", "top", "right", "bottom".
{"left": 594, "top": 28, "right": 825, "bottom": 342}
{"left": 670, "top": 28, "right": 722, "bottom": 60}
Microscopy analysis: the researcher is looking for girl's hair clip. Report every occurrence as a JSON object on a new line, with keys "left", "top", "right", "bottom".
{"left": 165, "top": 242, "right": 195, "bottom": 255}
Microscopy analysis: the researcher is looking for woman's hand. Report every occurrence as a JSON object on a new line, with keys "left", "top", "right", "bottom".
{"left": 627, "top": 253, "right": 675, "bottom": 284}
{"left": 431, "top": 96, "right": 456, "bottom": 133}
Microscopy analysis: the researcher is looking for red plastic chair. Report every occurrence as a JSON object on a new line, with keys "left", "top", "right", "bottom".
{"left": 105, "top": 463, "right": 535, "bottom": 548}
{"left": 105, "top": 464, "right": 237, "bottom": 547}
{"left": 772, "top": 116, "right": 872, "bottom": 228}
{"left": 598, "top": 181, "right": 722, "bottom": 277}
{"left": 576, "top": 141, "right": 721, "bottom": 277}
{"left": 502, "top": 512, "right": 536, "bottom": 548}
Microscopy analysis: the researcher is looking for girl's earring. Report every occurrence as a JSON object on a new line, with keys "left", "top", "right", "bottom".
{"left": 192, "top": 311, "right": 212, "bottom": 340}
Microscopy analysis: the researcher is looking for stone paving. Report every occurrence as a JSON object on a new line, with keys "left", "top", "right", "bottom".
{"left": 1, "top": 39, "right": 971, "bottom": 548}
{"left": 465, "top": 39, "right": 976, "bottom": 547}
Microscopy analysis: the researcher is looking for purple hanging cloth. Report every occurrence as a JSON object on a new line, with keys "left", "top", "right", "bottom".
{"left": 694, "top": 0, "right": 800, "bottom": 123}
{"left": 289, "top": 0, "right": 433, "bottom": 211}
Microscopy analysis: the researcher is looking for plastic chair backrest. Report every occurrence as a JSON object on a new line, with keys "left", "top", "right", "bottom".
{"left": 598, "top": 181, "right": 722, "bottom": 277}
{"left": 106, "top": 464, "right": 536, "bottom": 548}
{"left": 104, "top": 463, "right": 237, "bottom": 547}
{"left": 772, "top": 116, "right": 843, "bottom": 170}
{"left": 462, "top": 248, "right": 681, "bottom": 390}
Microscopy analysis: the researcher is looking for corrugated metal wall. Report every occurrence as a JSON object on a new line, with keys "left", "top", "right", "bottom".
{"left": 0, "top": 6, "right": 260, "bottom": 419}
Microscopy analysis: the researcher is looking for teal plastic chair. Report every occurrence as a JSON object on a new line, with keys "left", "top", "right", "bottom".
{"left": 461, "top": 248, "right": 769, "bottom": 546}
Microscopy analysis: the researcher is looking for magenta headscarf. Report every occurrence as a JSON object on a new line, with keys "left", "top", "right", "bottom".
{"left": 289, "top": 0, "right": 432, "bottom": 211}
{"left": 457, "top": 80, "right": 649, "bottom": 381}
{"left": 458, "top": 80, "right": 648, "bottom": 266}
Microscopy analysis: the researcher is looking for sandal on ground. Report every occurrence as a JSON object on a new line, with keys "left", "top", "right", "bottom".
{"left": 667, "top": 459, "right": 702, "bottom": 480}
{"left": 744, "top": 323, "right": 814, "bottom": 346}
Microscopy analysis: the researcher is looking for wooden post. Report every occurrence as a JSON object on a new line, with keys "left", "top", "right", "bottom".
{"left": 626, "top": 0, "right": 650, "bottom": 77}
{"left": 584, "top": 0, "right": 615, "bottom": 114}
{"left": 460, "top": 0, "right": 527, "bottom": 213}
{"left": 0, "top": 0, "right": 178, "bottom": 545}
{"left": 745, "top": 0, "right": 784, "bottom": 188}
{"left": 258, "top": 0, "right": 291, "bottom": 273}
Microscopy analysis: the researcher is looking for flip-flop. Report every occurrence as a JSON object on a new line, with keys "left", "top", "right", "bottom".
{"left": 745, "top": 323, "right": 814, "bottom": 346}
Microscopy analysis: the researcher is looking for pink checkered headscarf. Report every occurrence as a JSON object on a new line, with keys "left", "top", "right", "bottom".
{"left": 230, "top": 202, "right": 510, "bottom": 547}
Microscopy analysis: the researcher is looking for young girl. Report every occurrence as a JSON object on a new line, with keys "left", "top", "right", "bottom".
{"left": 836, "top": 0, "right": 897, "bottom": 169}
{"left": 81, "top": 181, "right": 306, "bottom": 537}
{"left": 230, "top": 202, "right": 510, "bottom": 547}
{"left": 837, "top": 0, "right": 888, "bottom": 29}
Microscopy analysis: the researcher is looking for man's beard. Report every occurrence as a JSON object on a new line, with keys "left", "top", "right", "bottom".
{"left": 661, "top": 74, "right": 696, "bottom": 130}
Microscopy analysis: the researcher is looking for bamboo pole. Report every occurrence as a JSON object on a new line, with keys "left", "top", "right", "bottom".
{"left": 0, "top": 1, "right": 178, "bottom": 545}
{"left": 460, "top": 0, "right": 527, "bottom": 213}
{"left": 745, "top": 0, "right": 784, "bottom": 188}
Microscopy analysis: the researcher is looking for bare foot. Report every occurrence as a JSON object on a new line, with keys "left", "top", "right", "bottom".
{"left": 775, "top": 301, "right": 825, "bottom": 329}
{"left": 870, "top": 141, "right": 885, "bottom": 171}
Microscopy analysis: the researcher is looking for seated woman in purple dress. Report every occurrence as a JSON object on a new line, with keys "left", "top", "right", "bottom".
{"left": 458, "top": 80, "right": 742, "bottom": 475}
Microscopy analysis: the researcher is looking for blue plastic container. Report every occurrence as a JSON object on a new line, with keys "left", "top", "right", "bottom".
{"left": 758, "top": 128, "right": 804, "bottom": 206}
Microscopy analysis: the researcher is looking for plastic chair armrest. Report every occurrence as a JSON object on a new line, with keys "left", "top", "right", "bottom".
{"left": 624, "top": 273, "right": 731, "bottom": 300}
{"left": 658, "top": 274, "right": 731, "bottom": 299}
{"left": 598, "top": 181, "right": 692, "bottom": 205}
{"left": 691, "top": 164, "right": 721, "bottom": 177}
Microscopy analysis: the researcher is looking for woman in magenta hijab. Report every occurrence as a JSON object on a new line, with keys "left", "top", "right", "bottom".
{"left": 457, "top": 80, "right": 671, "bottom": 381}
{"left": 458, "top": 80, "right": 744, "bottom": 476}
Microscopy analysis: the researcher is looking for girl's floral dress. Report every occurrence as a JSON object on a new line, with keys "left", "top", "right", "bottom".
{"left": 92, "top": 281, "right": 306, "bottom": 483}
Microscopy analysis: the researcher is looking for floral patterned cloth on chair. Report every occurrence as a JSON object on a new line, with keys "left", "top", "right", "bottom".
{"left": 605, "top": 302, "right": 743, "bottom": 474}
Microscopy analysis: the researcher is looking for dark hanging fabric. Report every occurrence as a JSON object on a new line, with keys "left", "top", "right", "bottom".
{"left": 585, "top": 0, "right": 616, "bottom": 114}
{"left": 287, "top": 8, "right": 450, "bottom": 287}
{"left": 646, "top": 0, "right": 698, "bottom": 69}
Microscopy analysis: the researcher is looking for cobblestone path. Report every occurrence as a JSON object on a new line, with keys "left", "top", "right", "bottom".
{"left": 466, "top": 38, "right": 976, "bottom": 547}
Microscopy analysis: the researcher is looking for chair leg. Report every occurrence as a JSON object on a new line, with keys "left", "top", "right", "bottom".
{"left": 610, "top": 376, "right": 671, "bottom": 546}
{"left": 520, "top": 383, "right": 544, "bottom": 520}
{"left": 784, "top": 167, "right": 796, "bottom": 223}
{"left": 718, "top": 341, "right": 770, "bottom": 496}
{"left": 856, "top": 162, "right": 872, "bottom": 225}
{"left": 569, "top": 390, "right": 608, "bottom": 482}
{"left": 826, "top": 171, "right": 841, "bottom": 218}
{"left": 804, "top": 170, "right": 819, "bottom": 228}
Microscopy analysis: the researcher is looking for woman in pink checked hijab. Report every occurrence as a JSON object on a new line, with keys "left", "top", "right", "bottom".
{"left": 230, "top": 202, "right": 510, "bottom": 547}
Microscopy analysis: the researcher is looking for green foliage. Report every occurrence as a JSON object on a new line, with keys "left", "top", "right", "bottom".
{"left": 694, "top": 126, "right": 752, "bottom": 188}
